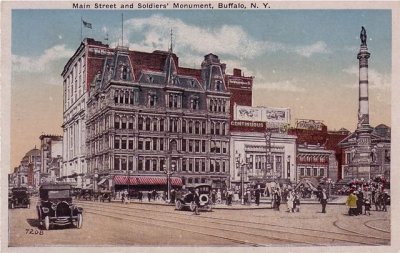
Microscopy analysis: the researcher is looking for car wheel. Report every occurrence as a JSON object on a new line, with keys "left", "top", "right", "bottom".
{"left": 76, "top": 214, "right": 83, "bottom": 229}
{"left": 44, "top": 216, "right": 50, "bottom": 230}
{"left": 175, "top": 200, "right": 183, "bottom": 210}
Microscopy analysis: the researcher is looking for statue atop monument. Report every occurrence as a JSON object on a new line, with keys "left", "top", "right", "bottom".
{"left": 360, "top": 26, "right": 367, "bottom": 46}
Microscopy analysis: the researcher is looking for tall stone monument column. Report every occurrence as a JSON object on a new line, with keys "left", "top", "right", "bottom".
{"left": 353, "top": 26, "right": 373, "bottom": 179}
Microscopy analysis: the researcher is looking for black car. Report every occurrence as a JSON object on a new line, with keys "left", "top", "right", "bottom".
{"left": 9, "top": 187, "right": 30, "bottom": 209}
{"left": 175, "top": 184, "right": 212, "bottom": 212}
{"left": 37, "top": 183, "right": 83, "bottom": 230}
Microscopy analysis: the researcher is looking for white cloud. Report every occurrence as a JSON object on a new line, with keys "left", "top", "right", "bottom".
{"left": 295, "top": 41, "right": 329, "bottom": 57}
{"left": 342, "top": 65, "right": 391, "bottom": 91}
{"left": 117, "top": 15, "right": 329, "bottom": 62}
{"left": 254, "top": 78, "right": 306, "bottom": 93}
{"left": 12, "top": 44, "right": 74, "bottom": 73}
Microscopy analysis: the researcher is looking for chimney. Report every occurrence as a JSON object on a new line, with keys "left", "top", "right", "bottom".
{"left": 233, "top": 68, "right": 242, "bottom": 77}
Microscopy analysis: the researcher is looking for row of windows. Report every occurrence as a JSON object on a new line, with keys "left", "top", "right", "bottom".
{"left": 114, "top": 89, "right": 139, "bottom": 105}
{"left": 300, "top": 167, "right": 325, "bottom": 177}
{"left": 209, "top": 98, "right": 228, "bottom": 113}
{"left": 298, "top": 155, "right": 327, "bottom": 163}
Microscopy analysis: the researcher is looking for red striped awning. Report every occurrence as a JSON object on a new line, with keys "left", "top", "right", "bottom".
{"left": 114, "top": 176, "right": 182, "bottom": 186}
{"left": 114, "top": 176, "right": 138, "bottom": 185}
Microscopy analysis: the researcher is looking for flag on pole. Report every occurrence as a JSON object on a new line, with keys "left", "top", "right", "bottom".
{"left": 82, "top": 20, "right": 92, "bottom": 29}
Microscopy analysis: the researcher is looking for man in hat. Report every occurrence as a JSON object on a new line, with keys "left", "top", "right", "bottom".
{"left": 319, "top": 189, "right": 329, "bottom": 213}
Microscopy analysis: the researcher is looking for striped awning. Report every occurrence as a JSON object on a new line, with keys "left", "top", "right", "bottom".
{"left": 114, "top": 176, "right": 182, "bottom": 186}
{"left": 114, "top": 176, "right": 138, "bottom": 185}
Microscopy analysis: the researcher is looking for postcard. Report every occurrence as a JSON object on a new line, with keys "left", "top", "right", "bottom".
{"left": 1, "top": 1, "right": 399, "bottom": 253}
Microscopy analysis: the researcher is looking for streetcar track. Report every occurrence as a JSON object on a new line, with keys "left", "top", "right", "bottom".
{"left": 84, "top": 207, "right": 320, "bottom": 246}
{"left": 77, "top": 201, "right": 386, "bottom": 246}
{"left": 77, "top": 200, "right": 390, "bottom": 244}
{"left": 332, "top": 220, "right": 390, "bottom": 240}
{"left": 363, "top": 219, "right": 390, "bottom": 234}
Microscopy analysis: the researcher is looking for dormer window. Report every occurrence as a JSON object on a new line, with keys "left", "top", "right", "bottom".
{"left": 122, "top": 66, "right": 128, "bottom": 80}
{"left": 215, "top": 80, "right": 222, "bottom": 91}
{"left": 149, "top": 93, "right": 157, "bottom": 107}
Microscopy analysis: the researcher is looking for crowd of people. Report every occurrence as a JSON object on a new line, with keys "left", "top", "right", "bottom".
{"left": 345, "top": 188, "right": 390, "bottom": 216}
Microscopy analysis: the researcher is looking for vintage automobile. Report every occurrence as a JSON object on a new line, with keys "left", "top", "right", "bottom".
{"left": 37, "top": 183, "right": 83, "bottom": 230}
{"left": 175, "top": 184, "right": 212, "bottom": 212}
{"left": 9, "top": 187, "right": 30, "bottom": 209}
{"left": 98, "top": 190, "right": 112, "bottom": 202}
{"left": 79, "top": 189, "right": 94, "bottom": 201}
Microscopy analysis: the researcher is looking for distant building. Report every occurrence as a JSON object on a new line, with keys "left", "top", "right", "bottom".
{"left": 39, "top": 134, "right": 62, "bottom": 183}
{"left": 288, "top": 120, "right": 349, "bottom": 182}
{"left": 12, "top": 147, "right": 41, "bottom": 188}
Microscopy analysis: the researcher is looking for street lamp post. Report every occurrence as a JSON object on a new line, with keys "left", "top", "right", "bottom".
{"left": 327, "top": 178, "right": 332, "bottom": 199}
{"left": 164, "top": 163, "right": 175, "bottom": 202}
{"left": 236, "top": 153, "right": 248, "bottom": 205}
{"left": 94, "top": 169, "right": 99, "bottom": 193}
{"left": 127, "top": 169, "right": 131, "bottom": 197}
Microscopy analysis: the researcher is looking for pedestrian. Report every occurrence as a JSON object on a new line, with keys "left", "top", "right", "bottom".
{"left": 121, "top": 192, "right": 125, "bottom": 204}
{"left": 255, "top": 185, "right": 261, "bottom": 206}
{"left": 147, "top": 191, "right": 151, "bottom": 202}
{"left": 170, "top": 189, "right": 176, "bottom": 204}
{"left": 346, "top": 190, "right": 358, "bottom": 216}
{"left": 364, "top": 192, "right": 371, "bottom": 215}
{"left": 217, "top": 189, "right": 222, "bottom": 204}
{"left": 246, "top": 189, "right": 251, "bottom": 206}
{"left": 356, "top": 190, "right": 364, "bottom": 215}
{"left": 138, "top": 191, "right": 143, "bottom": 202}
{"left": 152, "top": 190, "right": 157, "bottom": 200}
{"left": 287, "top": 191, "right": 295, "bottom": 213}
{"left": 319, "top": 189, "right": 328, "bottom": 213}
{"left": 381, "top": 191, "right": 389, "bottom": 212}
{"left": 193, "top": 188, "right": 200, "bottom": 215}
{"left": 211, "top": 190, "right": 216, "bottom": 205}
{"left": 294, "top": 192, "right": 301, "bottom": 212}
{"left": 274, "top": 189, "right": 281, "bottom": 211}
{"left": 228, "top": 189, "right": 234, "bottom": 205}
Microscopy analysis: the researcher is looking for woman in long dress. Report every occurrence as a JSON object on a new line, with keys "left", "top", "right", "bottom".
{"left": 287, "top": 191, "right": 295, "bottom": 212}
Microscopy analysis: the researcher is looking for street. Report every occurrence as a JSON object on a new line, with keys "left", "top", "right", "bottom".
{"left": 9, "top": 199, "right": 390, "bottom": 247}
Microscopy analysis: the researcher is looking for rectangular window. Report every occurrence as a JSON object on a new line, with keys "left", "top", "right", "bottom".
{"left": 189, "top": 140, "right": 193, "bottom": 152}
{"left": 195, "top": 140, "right": 200, "bottom": 153}
{"left": 114, "top": 138, "right": 120, "bottom": 149}
{"left": 300, "top": 168, "right": 305, "bottom": 176}
{"left": 189, "top": 159, "right": 193, "bottom": 172}
{"left": 216, "top": 160, "right": 220, "bottom": 173}
{"left": 195, "top": 159, "right": 199, "bottom": 172}
{"left": 160, "top": 159, "right": 165, "bottom": 171}
{"left": 128, "top": 140, "right": 134, "bottom": 150}
{"left": 182, "top": 159, "right": 187, "bottom": 172}
{"left": 307, "top": 168, "right": 311, "bottom": 176}
{"left": 114, "top": 156, "right": 120, "bottom": 170}
{"left": 160, "top": 139, "right": 164, "bottom": 151}
{"left": 222, "top": 142, "right": 227, "bottom": 154}
{"left": 121, "top": 158, "right": 127, "bottom": 170}
{"left": 313, "top": 168, "right": 318, "bottom": 176}
{"left": 138, "top": 139, "right": 143, "bottom": 150}
{"left": 152, "top": 159, "right": 157, "bottom": 171}
{"left": 145, "top": 140, "right": 151, "bottom": 151}
{"left": 202, "top": 140, "right": 206, "bottom": 153}
{"left": 138, "top": 158, "right": 143, "bottom": 171}
{"left": 210, "top": 160, "right": 215, "bottom": 172}
{"left": 128, "top": 157, "right": 133, "bottom": 171}
{"left": 145, "top": 159, "right": 150, "bottom": 171}
{"left": 222, "top": 161, "right": 226, "bottom": 173}
{"left": 121, "top": 139, "right": 127, "bottom": 149}
{"left": 182, "top": 139, "right": 186, "bottom": 152}
{"left": 202, "top": 159, "right": 206, "bottom": 172}
{"left": 152, "top": 138, "right": 157, "bottom": 151}
{"left": 202, "top": 122, "right": 206, "bottom": 134}
{"left": 320, "top": 168, "right": 324, "bottom": 177}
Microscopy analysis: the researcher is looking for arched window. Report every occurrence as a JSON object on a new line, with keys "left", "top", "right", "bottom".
{"left": 128, "top": 117, "right": 134, "bottom": 129}
{"left": 114, "top": 90, "right": 119, "bottom": 103}
{"left": 169, "top": 140, "right": 177, "bottom": 151}
{"left": 152, "top": 118, "right": 158, "bottom": 131}
{"left": 189, "top": 121, "right": 193, "bottom": 133}
{"left": 125, "top": 91, "right": 129, "bottom": 104}
{"left": 160, "top": 119, "right": 164, "bottom": 132}
{"left": 182, "top": 120, "right": 186, "bottom": 133}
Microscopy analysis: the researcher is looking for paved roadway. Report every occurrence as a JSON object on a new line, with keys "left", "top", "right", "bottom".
{"left": 8, "top": 199, "right": 390, "bottom": 247}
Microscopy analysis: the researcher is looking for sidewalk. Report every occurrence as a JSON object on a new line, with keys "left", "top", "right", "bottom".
{"left": 109, "top": 195, "right": 348, "bottom": 210}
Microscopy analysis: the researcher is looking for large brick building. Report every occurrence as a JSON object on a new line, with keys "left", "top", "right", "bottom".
{"left": 83, "top": 41, "right": 256, "bottom": 191}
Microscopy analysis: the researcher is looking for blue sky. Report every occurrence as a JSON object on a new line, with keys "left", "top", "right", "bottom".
{"left": 11, "top": 9, "right": 392, "bottom": 167}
